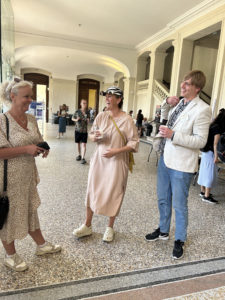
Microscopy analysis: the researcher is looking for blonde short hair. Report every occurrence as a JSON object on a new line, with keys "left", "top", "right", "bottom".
{"left": 0, "top": 77, "right": 33, "bottom": 105}
{"left": 184, "top": 70, "right": 206, "bottom": 91}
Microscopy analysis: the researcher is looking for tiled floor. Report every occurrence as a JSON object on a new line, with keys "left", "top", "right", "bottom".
{"left": 0, "top": 124, "right": 224, "bottom": 298}
{"left": 89, "top": 273, "right": 225, "bottom": 300}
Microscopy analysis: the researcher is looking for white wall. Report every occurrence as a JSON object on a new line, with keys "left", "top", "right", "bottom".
{"left": 192, "top": 45, "right": 218, "bottom": 96}
{"left": 163, "top": 51, "right": 174, "bottom": 84}
{"left": 99, "top": 82, "right": 114, "bottom": 112}
{"left": 50, "top": 78, "right": 76, "bottom": 116}
{"left": 135, "top": 90, "right": 150, "bottom": 119}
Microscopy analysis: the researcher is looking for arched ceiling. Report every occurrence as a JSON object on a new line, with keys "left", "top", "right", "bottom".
{"left": 11, "top": 0, "right": 207, "bottom": 81}
{"left": 15, "top": 46, "right": 129, "bottom": 81}
{"left": 11, "top": 0, "right": 206, "bottom": 48}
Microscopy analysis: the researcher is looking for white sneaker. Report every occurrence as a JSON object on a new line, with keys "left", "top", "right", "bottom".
{"left": 35, "top": 242, "right": 61, "bottom": 256}
{"left": 4, "top": 253, "right": 28, "bottom": 272}
{"left": 103, "top": 227, "right": 115, "bottom": 243}
{"left": 56, "top": 135, "right": 60, "bottom": 139}
{"left": 73, "top": 224, "right": 92, "bottom": 238}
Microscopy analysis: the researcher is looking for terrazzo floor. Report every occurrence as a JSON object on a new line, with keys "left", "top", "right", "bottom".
{"left": 0, "top": 123, "right": 225, "bottom": 292}
{"left": 166, "top": 286, "right": 225, "bottom": 300}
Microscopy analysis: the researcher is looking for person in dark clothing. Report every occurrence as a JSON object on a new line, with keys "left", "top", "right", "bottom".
{"left": 198, "top": 108, "right": 225, "bottom": 204}
{"left": 136, "top": 109, "right": 144, "bottom": 136}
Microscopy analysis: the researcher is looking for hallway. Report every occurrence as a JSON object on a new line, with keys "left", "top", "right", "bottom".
{"left": 0, "top": 124, "right": 224, "bottom": 298}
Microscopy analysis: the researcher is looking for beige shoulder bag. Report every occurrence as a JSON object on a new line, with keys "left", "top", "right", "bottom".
{"left": 110, "top": 116, "right": 135, "bottom": 173}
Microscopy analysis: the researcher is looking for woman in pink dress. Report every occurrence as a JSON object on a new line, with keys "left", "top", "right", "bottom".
{"left": 73, "top": 87, "right": 139, "bottom": 242}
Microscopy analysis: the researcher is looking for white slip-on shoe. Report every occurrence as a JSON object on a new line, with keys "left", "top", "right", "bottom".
{"left": 73, "top": 224, "right": 92, "bottom": 238}
{"left": 35, "top": 242, "right": 61, "bottom": 256}
{"left": 103, "top": 227, "right": 115, "bottom": 243}
{"left": 4, "top": 253, "right": 28, "bottom": 272}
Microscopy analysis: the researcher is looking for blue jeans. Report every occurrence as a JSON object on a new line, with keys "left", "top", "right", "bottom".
{"left": 157, "top": 155, "right": 193, "bottom": 241}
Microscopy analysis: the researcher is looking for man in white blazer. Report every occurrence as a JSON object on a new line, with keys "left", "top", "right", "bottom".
{"left": 145, "top": 70, "right": 212, "bottom": 259}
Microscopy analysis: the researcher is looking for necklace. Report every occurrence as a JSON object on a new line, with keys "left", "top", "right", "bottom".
{"left": 9, "top": 111, "right": 28, "bottom": 127}
{"left": 17, "top": 117, "right": 27, "bottom": 124}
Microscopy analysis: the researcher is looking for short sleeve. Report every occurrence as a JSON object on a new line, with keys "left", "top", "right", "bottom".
{"left": 124, "top": 116, "right": 139, "bottom": 152}
{"left": 214, "top": 124, "right": 221, "bottom": 135}
{"left": 73, "top": 110, "right": 78, "bottom": 118}
{"left": 0, "top": 114, "right": 12, "bottom": 148}
{"left": 90, "top": 112, "right": 104, "bottom": 132}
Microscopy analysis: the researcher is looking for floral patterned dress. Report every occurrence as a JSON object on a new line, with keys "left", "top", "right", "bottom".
{"left": 0, "top": 112, "right": 43, "bottom": 243}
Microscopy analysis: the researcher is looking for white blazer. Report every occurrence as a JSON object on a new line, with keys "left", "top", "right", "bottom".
{"left": 161, "top": 96, "right": 212, "bottom": 173}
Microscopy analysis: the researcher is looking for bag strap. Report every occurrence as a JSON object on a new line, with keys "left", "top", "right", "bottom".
{"left": 109, "top": 115, "right": 126, "bottom": 145}
{"left": 3, "top": 114, "right": 9, "bottom": 193}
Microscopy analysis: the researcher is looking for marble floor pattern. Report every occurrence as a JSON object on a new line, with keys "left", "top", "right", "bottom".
{"left": 0, "top": 123, "right": 225, "bottom": 292}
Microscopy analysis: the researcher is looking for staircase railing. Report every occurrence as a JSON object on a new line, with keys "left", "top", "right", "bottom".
{"left": 153, "top": 79, "right": 169, "bottom": 102}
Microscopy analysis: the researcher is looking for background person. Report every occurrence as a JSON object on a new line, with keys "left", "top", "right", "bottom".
{"left": 128, "top": 110, "right": 133, "bottom": 117}
{"left": 0, "top": 78, "right": 61, "bottom": 272}
{"left": 73, "top": 87, "right": 139, "bottom": 242}
{"left": 198, "top": 109, "right": 225, "bottom": 203}
{"left": 57, "top": 104, "right": 67, "bottom": 139}
{"left": 136, "top": 109, "right": 144, "bottom": 136}
{"left": 72, "top": 99, "right": 89, "bottom": 164}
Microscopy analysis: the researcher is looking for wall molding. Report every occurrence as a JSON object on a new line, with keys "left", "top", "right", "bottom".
{"left": 136, "top": 0, "right": 225, "bottom": 52}
{"left": 15, "top": 30, "right": 135, "bottom": 52}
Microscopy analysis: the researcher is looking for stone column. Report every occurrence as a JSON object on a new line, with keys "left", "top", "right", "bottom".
{"left": 123, "top": 77, "right": 136, "bottom": 113}
{"left": 211, "top": 19, "right": 225, "bottom": 116}
{"left": 176, "top": 39, "right": 194, "bottom": 95}
{"left": 137, "top": 57, "right": 148, "bottom": 81}
{"left": 154, "top": 51, "right": 168, "bottom": 81}
{"left": 147, "top": 50, "right": 167, "bottom": 119}
{"left": 169, "top": 39, "right": 180, "bottom": 95}
{"left": 145, "top": 51, "right": 156, "bottom": 119}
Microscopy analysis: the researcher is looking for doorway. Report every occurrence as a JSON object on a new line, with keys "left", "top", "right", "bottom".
{"left": 78, "top": 79, "right": 100, "bottom": 114}
{"left": 24, "top": 73, "right": 49, "bottom": 122}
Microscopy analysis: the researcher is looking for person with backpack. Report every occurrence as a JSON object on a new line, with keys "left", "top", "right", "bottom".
{"left": 198, "top": 108, "right": 225, "bottom": 204}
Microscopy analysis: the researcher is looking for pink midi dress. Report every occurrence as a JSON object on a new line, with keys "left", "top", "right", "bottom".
{"left": 85, "top": 112, "right": 139, "bottom": 217}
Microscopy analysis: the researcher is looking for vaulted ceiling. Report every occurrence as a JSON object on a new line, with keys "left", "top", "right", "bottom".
{"left": 11, "top": 0, "right": 207, "bottom": 80}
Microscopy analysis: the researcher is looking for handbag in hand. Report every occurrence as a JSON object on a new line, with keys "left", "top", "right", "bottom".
{"left": 0, "top": 114, "right": 9, "bottom": 229}
{"left": 36, "top": 141, "right": 50, "bottom": 151}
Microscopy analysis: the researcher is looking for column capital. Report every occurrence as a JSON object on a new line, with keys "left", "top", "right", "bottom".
{"left": 172, "top": 40, "right": 178, "bottom": 47}
{"left": 149, "top": 49, "right": 157, "bottom": 57}
{"left": 123, "top": 77, "right": 135, "bottom": 83}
